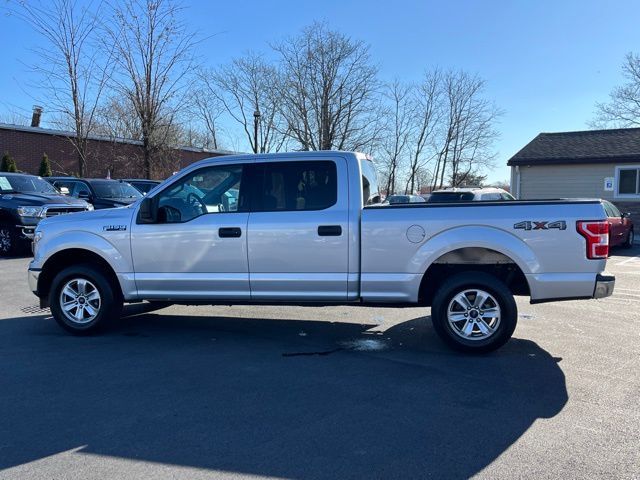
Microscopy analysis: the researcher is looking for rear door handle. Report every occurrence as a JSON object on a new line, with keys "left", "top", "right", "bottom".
{"left": 318, "top": 225, "right": 342, "bottom": 236}
{"left": 219, "top": 227, "right": 242, "bottom": 238}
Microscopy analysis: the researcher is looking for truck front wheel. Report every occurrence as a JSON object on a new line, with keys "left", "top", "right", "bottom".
{"left": 430, "top": 272, "right": 518, "bottom": 353}
{"left": 49, "top": 264, "right": 123, "bottom": 335}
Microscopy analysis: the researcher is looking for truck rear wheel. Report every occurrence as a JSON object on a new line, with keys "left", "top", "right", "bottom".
{"left": 49, "top": 264, "right": 123, "bottom": 335}
{"left": 430, "top": 272, "right": 517, "bottom": 353}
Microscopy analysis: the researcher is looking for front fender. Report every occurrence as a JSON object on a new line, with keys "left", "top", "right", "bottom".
{"left": 411, "top": 225, "right": 540, "bottom": 275}
{"left": 32, "top": 230, "right": 132, "bottom": 274}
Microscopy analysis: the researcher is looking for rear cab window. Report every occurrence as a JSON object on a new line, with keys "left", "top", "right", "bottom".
{"left": 252, "top": 161, "right": 337, "bottom": 212}
{"left": 360, "top": 159, "right": 381, "bottom": 206}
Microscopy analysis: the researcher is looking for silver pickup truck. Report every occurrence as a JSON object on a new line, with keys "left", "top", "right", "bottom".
{"left": 27, "top": 151, "right": 614, "bottom": 352}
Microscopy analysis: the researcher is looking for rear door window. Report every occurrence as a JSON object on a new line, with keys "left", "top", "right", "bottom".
{"left": 252, "top": 161, "right": 337, "bottom": 212}
{"left": 360, "top": 159, "right": 381, "bottom": 206}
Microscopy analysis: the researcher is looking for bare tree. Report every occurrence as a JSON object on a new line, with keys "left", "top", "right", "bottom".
{"left": 11, "top": 0, "right": 110, "bottom": 176}
{"left": 592, "top": 52, "right": 640, "bottom": 127}
{"left": 93, "top": 95, "right": 142, "bottom": 140}
{"left": 187, "top": 80, "right": 224, "bottom": 150}
{"left": 431, "top": 70, "right": 500, "bottom": 189}
{"left": 103, "top": 0, "right": 197, "bottom": 178}
{"left": 405, "top": 70, "right": 441, "bottom": 194}
{"left": 378, "top": 80, "right": 414, "bottom": 195}
{"left": 0, "top": 110, "right": 30, "bottom": 126}
{"left": 273, "top": 22, "right": 381, "bottom": 151}
{"left": 199, "top": 53, "right": 286, "bottom": 153}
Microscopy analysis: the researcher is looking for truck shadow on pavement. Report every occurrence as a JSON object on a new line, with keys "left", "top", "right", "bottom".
{"left": 0, "top": 308, "right": 568, "bottom": 479}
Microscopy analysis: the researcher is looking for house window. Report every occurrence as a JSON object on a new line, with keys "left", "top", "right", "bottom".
{"left": 615, "top": 166, "right": 640, "bottom": 197}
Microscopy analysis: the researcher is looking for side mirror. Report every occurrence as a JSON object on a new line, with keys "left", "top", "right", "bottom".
{"left": 138, "top": 196, "right": 157, "bottom": 224}
{"left": 622, "top": 212, "right": 631, "bottom": 219}
{"left": 78, "top": 191, "right": 91, "bottom": 201}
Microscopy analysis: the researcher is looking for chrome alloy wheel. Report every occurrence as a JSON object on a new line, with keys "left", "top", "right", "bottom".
{"left": 59, "top": 278, "right": 101, "bottom": 324}
{"left": 447, "top": 289, "right": 501, "bottom": 341}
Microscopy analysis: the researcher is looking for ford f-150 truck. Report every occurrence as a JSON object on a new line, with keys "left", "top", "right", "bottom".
{"left": 27, "top": 152, "right": 615, "bottom": 352}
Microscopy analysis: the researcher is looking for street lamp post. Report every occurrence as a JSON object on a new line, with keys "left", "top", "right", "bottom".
{"left": 253, "top": 108, "right": 261, "bottom": 154}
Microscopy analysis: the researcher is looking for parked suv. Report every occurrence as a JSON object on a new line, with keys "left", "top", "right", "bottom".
{"left": 0, "top": 173, "right": 91, "bottom": 255}
{"left": 428, "top": 187, "right": 515, "bottom": 203}
{"left": 47, "top": 177, "right": 143, "bottom": 209}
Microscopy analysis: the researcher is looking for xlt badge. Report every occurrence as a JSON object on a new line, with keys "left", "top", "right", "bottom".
{"left": 103, "top": 225, "right": 127, "bottom": 231}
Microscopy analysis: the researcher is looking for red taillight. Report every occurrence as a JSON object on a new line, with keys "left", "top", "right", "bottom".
{"left": 576, "top": 221, "right": 609, "bottom": 259}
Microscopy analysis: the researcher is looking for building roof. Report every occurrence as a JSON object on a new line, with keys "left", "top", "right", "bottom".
{"left": 507, "top": 127, "right": 640, "bottom": 166}
{"left": 0, "top": 122, "right": 236, "bottom": 156}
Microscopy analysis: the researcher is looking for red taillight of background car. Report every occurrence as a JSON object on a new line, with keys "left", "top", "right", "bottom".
{"left": 576, "top": 220, "right": 609, "bottom": 259}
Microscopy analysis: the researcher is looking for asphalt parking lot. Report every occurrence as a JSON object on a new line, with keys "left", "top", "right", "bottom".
{"left": 0, "top": 249, "right": 639, "bottom": 479}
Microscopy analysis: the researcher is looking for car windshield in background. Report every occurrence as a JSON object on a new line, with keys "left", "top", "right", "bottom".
{"left": 1, "top": 175, "right": 59, "bottom": 194}
{"left": 92, "top": 181, "right": 142, "bottom": 199}
{"left": 388, "top": 195, "right": 410, "bottom": 204}
{"left": 129, "top": 181, "right": 159, "bottom": 194}
{"left": 428, "top": 192, "right": 476, "bottom": 202}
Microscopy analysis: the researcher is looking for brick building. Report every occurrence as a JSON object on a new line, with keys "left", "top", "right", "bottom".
{"left": 0, "top": 122, "right": 233, "bottom": 180}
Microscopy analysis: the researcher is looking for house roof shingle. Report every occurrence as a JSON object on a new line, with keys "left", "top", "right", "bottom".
{"left": 507, "top": 127, "right": 640, "bottom": 166}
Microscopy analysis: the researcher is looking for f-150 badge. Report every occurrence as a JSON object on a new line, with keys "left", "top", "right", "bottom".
{"left": 103, "top": 225, "right": 127, "bottom": 231}
{"left": 514, "top": 221, "right": 566, "bottom": 231}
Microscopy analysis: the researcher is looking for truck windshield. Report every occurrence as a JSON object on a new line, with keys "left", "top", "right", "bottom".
{"left": 0, "top": 175, "right": 59, "bottom": 194}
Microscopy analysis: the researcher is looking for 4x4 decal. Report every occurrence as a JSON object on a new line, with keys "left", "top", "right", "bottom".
{"left": 514, "top": 220, "right": 566, "bottom": 231}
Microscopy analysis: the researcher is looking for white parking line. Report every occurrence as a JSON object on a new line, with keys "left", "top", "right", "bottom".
{"left": 615, "top": 292, "right": 640, "bottom": 298}
{"left": 615, "top": 255, "right": 640, "bottom": 266}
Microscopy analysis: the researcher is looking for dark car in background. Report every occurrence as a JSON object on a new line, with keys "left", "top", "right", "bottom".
{"left": 122, "top": 179, "right": 161, "bottom": 195}
{"left": 602, "top": 200, "right": 634, "bottom": 248}
{"left": 47, "top": 177, "right": 143, "bottom": 209}
{"left": 0, "top": 173, "right": 91, "bottom": 255}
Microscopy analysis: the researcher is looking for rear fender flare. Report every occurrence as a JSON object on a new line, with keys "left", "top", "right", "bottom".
{"left": 411, "top": 225, "right": 539, "bottom": 275}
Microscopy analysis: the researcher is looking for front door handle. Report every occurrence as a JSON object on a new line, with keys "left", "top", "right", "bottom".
{"left": 318, "top": 225, "right": 342, "bottom": 236}
{"left": 219, "top": 227, "right": 242, "bottom": 238}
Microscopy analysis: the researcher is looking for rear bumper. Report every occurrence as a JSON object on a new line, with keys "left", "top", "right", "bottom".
{"left": 528, "top": 272, "right": 615, "bottom": 303}
{"left": 593, "top": 273, "right": 615, "bottom": 299}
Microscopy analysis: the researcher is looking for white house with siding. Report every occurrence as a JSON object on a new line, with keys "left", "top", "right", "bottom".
{"left": 508, "top": 127, "right": 640, "bottom": 222}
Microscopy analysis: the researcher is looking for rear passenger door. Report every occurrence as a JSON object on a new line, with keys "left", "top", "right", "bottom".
{"left": 247, "top": 158, "right": 349, "bottom": 301}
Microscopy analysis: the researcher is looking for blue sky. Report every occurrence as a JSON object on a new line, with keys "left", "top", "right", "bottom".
{"left": 2, "top": 0, "right": 639, "bottom": 182}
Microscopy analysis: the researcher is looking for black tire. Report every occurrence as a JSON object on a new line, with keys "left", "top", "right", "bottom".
{"left": 0, "top": 225, "right": 18, "bottom": 257}
{"left": 431, "top": 272, "right": 518, "bottom": 353}
{"left": 623, "top": 229, "right": 634, "bottom": 249}
{"left": 49, "top": 263, "right": 123, "bottom": 335}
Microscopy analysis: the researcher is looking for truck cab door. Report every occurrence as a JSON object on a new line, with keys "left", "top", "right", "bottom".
{"left": 130, "top": 162, "right": 251, "bottom": 300}
{"left": 247, "top": 157, "right": 350, "bottom": 301}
